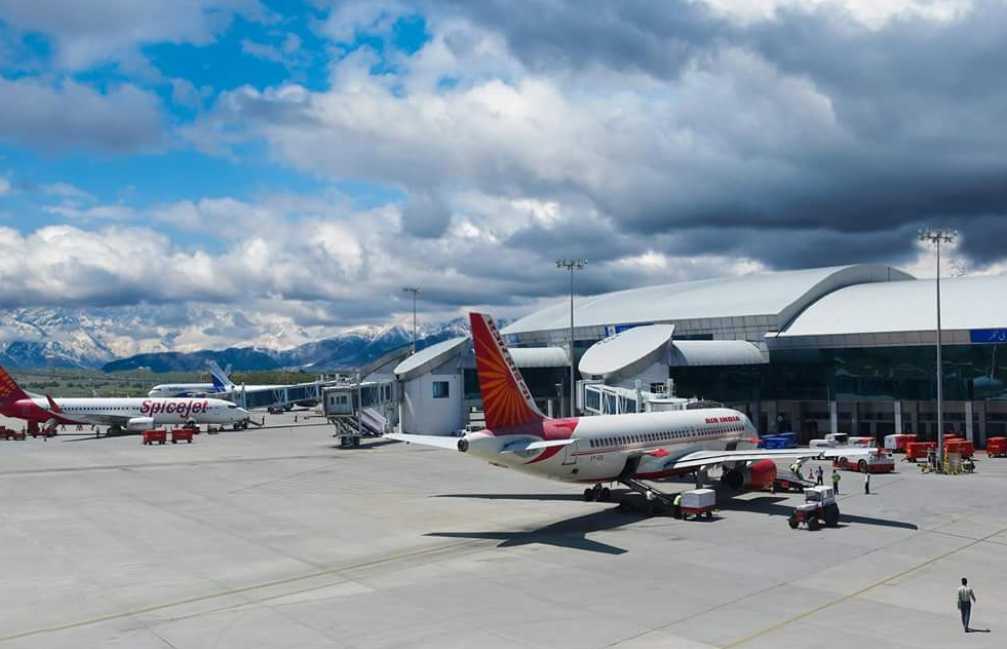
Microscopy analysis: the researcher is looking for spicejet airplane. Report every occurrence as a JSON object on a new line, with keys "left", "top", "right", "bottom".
{"left": 0, "top": 365, "right": 250, "bottom": 433}
{"left": 389, "top": 313, "right": 870, "bottom": 505}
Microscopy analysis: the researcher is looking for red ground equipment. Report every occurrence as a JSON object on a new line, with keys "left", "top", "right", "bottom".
{"left": 2, "top": 426, "right": 25, "bottom": 440}
{"left": 986, "top": 437, "right": 1007, "bottom": 458}
{"left": 884, "top": 433, "right": 917, "bottom": 453}
{"left": 944, "top": 438, "right": 974, "bottom": 459}
{"left": 142, "top": 429, "right": 167, "bottom": 445}
{"left": 905, "top": 441, "right": 936, "bottom": 462}
{"left": 170, "top": 428, "right": 194, "bottom": 444}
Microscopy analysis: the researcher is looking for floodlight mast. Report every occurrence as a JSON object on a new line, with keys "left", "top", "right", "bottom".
{"left": 402, "top": 287, "right": 420, "bottom": 354}
{"left": 555, "top": 259, "right": 586, "bottom": 417}
{"left": 918, "top": 228, "right": 957, "bottom": 469}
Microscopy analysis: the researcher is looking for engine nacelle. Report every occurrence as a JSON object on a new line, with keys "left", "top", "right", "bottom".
{"left": 746, "top": 459, "right": 777, "bottom": 491}
{"left": 126, "top": 417, "right": 155, "bottom": 432}
{"left": 721, "top": 459, "right": 777, "bottom": 491}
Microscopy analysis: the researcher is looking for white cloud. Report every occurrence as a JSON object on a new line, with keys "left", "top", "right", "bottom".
{"left": 0, "top": 0, "right": 272, "bottom": 70}
{"left": 702, "top": 0, "right": 973, "bottom": 28}
{"left": 0, "top": 77, "right": 162, "bottom": 153}
{"left": 241, "top": 38, "right": 284, "bottom": 63}
{"left": 42, "top": 182, "right": 95, "bottom": 203}
{"left": 43, "top": 204, "right": 136, "bottom": 222}
{"left": 0, "top": 176, "right": 10, "bottom": 195}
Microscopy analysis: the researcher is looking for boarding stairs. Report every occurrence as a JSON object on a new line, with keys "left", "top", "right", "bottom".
{"left": 331, "top": 407, "right": 387, "bottom": 448}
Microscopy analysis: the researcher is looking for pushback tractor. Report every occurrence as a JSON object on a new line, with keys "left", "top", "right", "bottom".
{"left": 788, "top": 486, "right": 840, "bottom": 530}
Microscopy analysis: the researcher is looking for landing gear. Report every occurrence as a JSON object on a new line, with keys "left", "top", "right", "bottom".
{"left": 721, "top": 468, "right": 744, "bottom": 491}
{"left": 583, "top": 485, "right": 613, "bottom": 502}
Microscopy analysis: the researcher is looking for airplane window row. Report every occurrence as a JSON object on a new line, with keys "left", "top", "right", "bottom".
{"left": 588, "top": 424, "right": 745, "bottom": 449}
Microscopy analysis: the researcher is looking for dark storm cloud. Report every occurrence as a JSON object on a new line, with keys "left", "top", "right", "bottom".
{"left": 436, "top": 0, "right": 1007, "bottom": 273}
{"left": 437, "top": 0, "right": 724, "bottom": 79}
{"left": 402, "top": 191, "right": 451, "bottom": 238}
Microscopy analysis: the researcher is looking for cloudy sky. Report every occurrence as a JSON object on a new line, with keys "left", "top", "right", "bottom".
{"left": 1, "top": 0, "right": 1005, "bottom": 351}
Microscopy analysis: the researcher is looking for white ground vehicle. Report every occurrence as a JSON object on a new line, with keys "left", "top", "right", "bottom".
{"left": 788, "top": 486, "right": 840, "bottom": 530}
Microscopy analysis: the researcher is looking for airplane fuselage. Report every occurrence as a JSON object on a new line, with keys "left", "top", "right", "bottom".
{"left": 3, "top": 396, "right": 247, "bottom": 427}
{"left": 464, "top": 407, "right": 756, "bottom": 483}
{"left": 148, "top": 383, "right": 217, "bottom": 398}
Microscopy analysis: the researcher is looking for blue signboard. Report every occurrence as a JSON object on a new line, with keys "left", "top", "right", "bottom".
{"left": 970, "top": 328, "right": 1007, "bottom": 344}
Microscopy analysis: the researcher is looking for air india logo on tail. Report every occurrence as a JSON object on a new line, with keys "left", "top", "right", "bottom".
{"left": 0, "top": 366, "right": 24, "bottom": 400}
{"left": 469, "top": 312, "right": 545, "bottom": 431}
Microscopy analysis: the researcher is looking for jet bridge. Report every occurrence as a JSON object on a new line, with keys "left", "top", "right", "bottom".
{"left": 322, "top": 378, "right": 398, "bottom": 448}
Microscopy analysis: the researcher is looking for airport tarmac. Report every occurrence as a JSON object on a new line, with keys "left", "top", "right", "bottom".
{"left": 0, "top": 413, "right": 1003, "bottom": 649}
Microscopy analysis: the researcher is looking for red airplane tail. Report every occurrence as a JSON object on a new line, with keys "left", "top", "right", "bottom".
{"left": 0, "top": 365, "right": 29, "bottom": 406}
{"left": 469, "top": 312, "right": 547, "bottom": 432}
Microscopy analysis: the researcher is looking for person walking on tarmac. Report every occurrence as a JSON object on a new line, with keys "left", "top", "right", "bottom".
{"left": 864, "top": 471, "right": 871, "bottom": 495}
{"left": 957, "top": 577, "right": 976, "bottom": 632}
{"left": 831, "top": 469, "right": 841, "bottom": 494}
{"left": 816, "top": 465, "right": 824, "bottom": 486}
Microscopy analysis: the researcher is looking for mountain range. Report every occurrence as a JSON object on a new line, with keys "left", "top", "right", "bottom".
{"left": 0, "top": 307, "right": 472, "bottom": 372}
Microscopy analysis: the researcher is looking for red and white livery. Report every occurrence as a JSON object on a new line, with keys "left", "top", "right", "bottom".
{"left": 0, "top": 365, "right": 250, "bottom": 433}
{"left": 390, "top": 313, "right": 872, "bottom": 500}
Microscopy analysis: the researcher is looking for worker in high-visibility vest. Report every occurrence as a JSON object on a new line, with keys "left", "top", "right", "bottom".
{"left": 831, "top": 469, "right": 841, "bottom": 494}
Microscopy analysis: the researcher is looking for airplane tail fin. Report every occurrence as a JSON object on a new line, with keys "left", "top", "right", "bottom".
{"left": 208, "top": 360, "right": 234, "bottom": 392}
{"left": 0, "top": 365, "right": 29, "bottom": 406}
{"left": 469, "top": 312, "right": 547, "bottom": 432}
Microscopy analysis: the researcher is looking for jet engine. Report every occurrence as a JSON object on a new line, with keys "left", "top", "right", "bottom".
{"left": 721, "top": 459, "right": 777, "bottom": 491}
{"left": 126, "top": 417, "right": 155, "bottom": 432}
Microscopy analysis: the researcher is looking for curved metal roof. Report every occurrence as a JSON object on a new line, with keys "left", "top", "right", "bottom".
{"left": 393, "top": 337, "right": 468, "bottom": 380}
{"left": 668, "top": 340, "right": 767, "bottom": 366}
{"left": 579, "top": 325, "right": 675, "bottom": 378}
{"left": 509, "top": 347, "right": 569, "bottom": 368}
{"left": 502, "top": 265, "right": 912, "bottom": 338}
{"left": 778, "top": 274, "right": 1007, "bottom": 338}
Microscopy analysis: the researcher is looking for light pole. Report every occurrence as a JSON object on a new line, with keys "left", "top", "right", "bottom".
{"left": 555, "top": 259, "right": 586, "bottom": 417}
{"left": 402, "top": 287, "right": 420, "bottom": 354}
{"left": 918, "top": 227, "right": 957, "bottom": 468}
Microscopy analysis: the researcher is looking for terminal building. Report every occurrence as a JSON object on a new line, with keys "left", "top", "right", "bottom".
{"left": 390, "top": 264, "right": 1007, "bottom": 446}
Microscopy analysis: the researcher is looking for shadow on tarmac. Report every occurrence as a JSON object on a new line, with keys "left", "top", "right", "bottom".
{"left": 329, "top": 438, "right": 399, "bottom": 451}
{"left": 435, "top": 493, "right": 586, "bottom": 502}
{"left": 717, "top": 494, "right": 918, "bottom": 530}
{"left": 426, "top": 507, "right": 648, "bottom": 555}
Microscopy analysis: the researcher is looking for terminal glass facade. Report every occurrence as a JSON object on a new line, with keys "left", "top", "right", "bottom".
{"left": 669, "top": 344, "right": 1007, "bottom": 404}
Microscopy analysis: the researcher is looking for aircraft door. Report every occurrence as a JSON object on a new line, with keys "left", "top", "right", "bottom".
{"left": 561, "top": 439, "right": 578, "bottom": 465}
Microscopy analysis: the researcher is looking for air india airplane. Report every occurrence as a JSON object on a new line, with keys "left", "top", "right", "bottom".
{"left": 0, "top": 365, "right": 251, "bottom": 434}
{"left": 389, "top": 313, "right": 870, "bottom": 508}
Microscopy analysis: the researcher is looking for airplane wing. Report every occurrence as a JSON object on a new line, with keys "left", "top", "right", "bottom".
{"left": 385, "top": 432, "right": 463, "bottom": 450}
{"left": 658, "top": 446, "right": 876, "bottom": 471}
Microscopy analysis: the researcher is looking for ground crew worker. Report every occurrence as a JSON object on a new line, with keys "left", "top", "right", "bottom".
{"left": 789, "top": 461, "right": 801, "bottom": 477}
{"left": 957, "top": 577, "right": 976, "bottom": 632}
{"left": 672, "top": 493, "right": 683, "bottom": 519}
{"left": 816, "top": 465, "right": 824, "bottom": 485}
{"left": 864, "top": 471, "right": 871, "bottom": 494}
{"left": 831, "top": 469, "right": 840, "bottom": 494}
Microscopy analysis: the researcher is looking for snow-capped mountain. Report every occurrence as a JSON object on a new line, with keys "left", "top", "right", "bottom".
{"left": 0, "top": 307, "right": 473, "bottom": 371}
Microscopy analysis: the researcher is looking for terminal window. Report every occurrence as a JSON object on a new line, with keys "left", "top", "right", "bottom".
{"left": 433, "top": 381, "right": 450, "bottom": 399}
